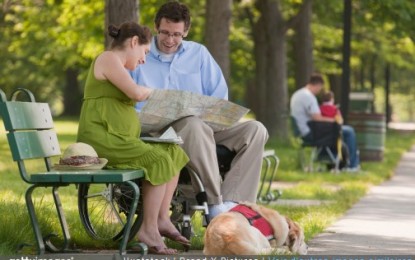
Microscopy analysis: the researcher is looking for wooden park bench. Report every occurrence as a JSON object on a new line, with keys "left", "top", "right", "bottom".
{"left": 0, "top": 88, "right": 146, "bottom": 255}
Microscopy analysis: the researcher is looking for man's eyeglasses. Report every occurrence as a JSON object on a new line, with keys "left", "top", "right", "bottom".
{"left": 158, "top": 30, "right": 184, "bottom": 39}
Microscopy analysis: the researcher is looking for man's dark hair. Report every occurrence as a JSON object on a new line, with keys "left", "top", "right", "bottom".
{"left": 308, "top": 73, "right": 325, "bottom": 85}
{"left": 155, "top": 1, "right": 191, "bottom": 31}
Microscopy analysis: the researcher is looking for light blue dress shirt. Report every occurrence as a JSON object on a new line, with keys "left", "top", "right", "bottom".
{"left": 130, "top": 37, "right": 228, "bottom": 111}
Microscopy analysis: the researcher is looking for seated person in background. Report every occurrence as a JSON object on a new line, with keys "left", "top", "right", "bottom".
{"left": 130, "top": 1, "right": 269, "bottom": 220}
{"left": 320, "top": 91, "right": 343, "bottom": 124}
{"left": 290, "top": 73, "right": 360, "bottom": 171}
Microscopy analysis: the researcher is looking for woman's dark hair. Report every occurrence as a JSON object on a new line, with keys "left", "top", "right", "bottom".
{"left": 154, "top": 1, "right": 191, "bottom": 31}
{"left": 108, "top": 22, "right": 152, "bottom": 49}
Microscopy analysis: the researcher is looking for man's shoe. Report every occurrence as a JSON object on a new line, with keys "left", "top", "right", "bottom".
{"left": 344, "top": 166, "right": 361, "bottom": 173}
{"left": 207, "top": 201, "right": 237, "bottom": 221}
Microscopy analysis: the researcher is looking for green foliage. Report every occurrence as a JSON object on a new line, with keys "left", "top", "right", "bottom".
{"left": 309, "top": 0, "right": 415, "bottom": 120}
{"left": 1, "top": 0, "right": 415, "bottom": 127}
{"left": 0, "top": 0, "right": 103, "bottom": 105}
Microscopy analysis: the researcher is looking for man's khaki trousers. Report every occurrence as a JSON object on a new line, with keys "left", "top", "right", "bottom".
{"left": 170, "top": 116, "right": 269, "bottom": 205}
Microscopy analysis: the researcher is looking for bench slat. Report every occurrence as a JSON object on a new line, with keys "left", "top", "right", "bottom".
{"left": 92, "top": 170, "right": 144, "bottom": 182}
{"left": 30, "top": 174, "right": 61, "bottom": 183}
{"left": 0, "top": 102, "right": 54, "bottom": 130}
{"left": 30, "top": 170, "right": 144, "bottom": 183}
{"left": 7, "top": 130, "right": 61, "bottom": 160}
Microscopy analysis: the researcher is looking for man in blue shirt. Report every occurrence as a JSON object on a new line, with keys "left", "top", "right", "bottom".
{"left": 130, "top": 1, "right": 268, "bottom": 220}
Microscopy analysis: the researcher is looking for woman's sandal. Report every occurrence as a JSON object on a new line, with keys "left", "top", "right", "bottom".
{"left": 148, "top": 245, "right": 178, "bottom": 255}
{"left": 160, "top": 230, "right": 191, "bottom": 247}
{"left": 128, "top": 241, "right": 177, "bottom": 255}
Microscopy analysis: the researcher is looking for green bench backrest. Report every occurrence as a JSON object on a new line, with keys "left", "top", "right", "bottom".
{"left": 0, "top": 90, "right": 62, "bottom": 161}
{"left": 2, "top": 102, "right": 54, "bottom": 130}
{"left": 7, "top": 130, "right": 61, "bottom": 161}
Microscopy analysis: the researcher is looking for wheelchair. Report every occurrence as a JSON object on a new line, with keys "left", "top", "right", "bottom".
{"left": 77, "top": 145, "right": 280, "bottom": 244}
{"left": 291, "top": 117, "right": 349, "bottom": 172}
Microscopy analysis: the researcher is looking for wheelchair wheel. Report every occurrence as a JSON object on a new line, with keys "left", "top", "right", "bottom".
{"left": 78, "top": 183, "right": 143, "bottom": 241}
{"left": 169, "top": 169, "right": 205, "bottom": 241}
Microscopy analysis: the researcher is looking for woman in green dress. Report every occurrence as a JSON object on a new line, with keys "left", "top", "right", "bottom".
{"left": 77, "top": 22, "right": 189, "bottom": 255}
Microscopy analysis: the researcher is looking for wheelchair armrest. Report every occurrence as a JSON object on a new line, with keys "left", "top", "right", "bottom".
{"left": 307, "top": 121, "right": 341, "bottom": 147}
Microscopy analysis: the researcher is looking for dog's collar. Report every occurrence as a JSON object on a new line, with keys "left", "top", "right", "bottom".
{"left": 229, "top": 204, "right": 275, "bottom": 241}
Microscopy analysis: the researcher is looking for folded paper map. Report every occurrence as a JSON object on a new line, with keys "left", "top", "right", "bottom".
{"left": 140, "top": 126, "right": 184, "bottom": 144}
{"left": 138, "top": 89, "right": 250, "bottom": 133}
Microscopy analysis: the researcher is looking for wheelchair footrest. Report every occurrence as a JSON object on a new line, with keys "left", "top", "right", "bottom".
{"left": 190, "top": 205, "right": 207, "bottom": 211}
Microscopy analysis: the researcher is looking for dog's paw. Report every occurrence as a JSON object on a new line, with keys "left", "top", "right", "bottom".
{"left": 270, "top": 246, "right": 292, "bottom": 255}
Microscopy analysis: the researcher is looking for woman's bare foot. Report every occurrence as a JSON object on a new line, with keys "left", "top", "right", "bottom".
{"left": 158, "top": 216, "right": 190, "bottom": 246}
{"left": 137, "top": 226, "right": 178, "bottom": 254}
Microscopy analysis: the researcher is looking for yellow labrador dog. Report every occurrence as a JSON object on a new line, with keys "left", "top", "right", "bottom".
{"left": 203, "top": 202, "right": 308, "bottom": 255}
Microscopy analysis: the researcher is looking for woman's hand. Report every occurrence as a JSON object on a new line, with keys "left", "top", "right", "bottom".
{"left": 140, "top": 86, "right": 153, "bottom": 101}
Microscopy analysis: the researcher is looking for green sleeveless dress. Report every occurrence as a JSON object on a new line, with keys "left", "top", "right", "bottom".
{"left": 77, "top": 60, "right": 189, "bottom": 185}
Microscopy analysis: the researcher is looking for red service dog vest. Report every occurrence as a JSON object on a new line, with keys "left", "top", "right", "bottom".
{"left": 229, "top": 204, "right": 275, "bottom": 241}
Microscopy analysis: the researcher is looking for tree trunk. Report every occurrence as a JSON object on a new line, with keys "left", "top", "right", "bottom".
{"left": 370, "top": 54, "right": 376, "bottom": 113}
{"left": 359, "top": 57, "right": 365, "bottom": 90}
{"left": 63, "top": 68, "right": 82, "bottom": 116}
{"left": 340, "top": 0, "right": 352, "bottom": 124}
{"left": 385, "top": 63, "right": 391, "bottom": 123}
{"left": 328, "top": 73, "right": 342, "bottom": 105}
{"left": 246, "top": 78, "right": 258, "bottom": 115}
{"left": 205, "top": 0, "right": 232, "bottom": 88}
{"left": 252, "top": 0, "right": 310, "bottom": 139}
{"left": 105, "top": 0, "right": 138, "bottom": 48}
{"left": 293, "top": 0, "right": 314, "bottom": 89}
{"left": 370, "top": 55, "right": 376, "bottom": 92}
{"left": 253, "top": 0, "right": 288, "bottom": 139}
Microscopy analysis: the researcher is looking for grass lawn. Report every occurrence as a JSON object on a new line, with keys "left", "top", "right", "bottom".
{"left": 1, "top": 118, "right": 414, "bottom": 254}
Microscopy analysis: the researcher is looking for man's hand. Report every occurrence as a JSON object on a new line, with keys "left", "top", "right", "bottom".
{"left": 311, "top": 113, "right": 336, "bottom": 123}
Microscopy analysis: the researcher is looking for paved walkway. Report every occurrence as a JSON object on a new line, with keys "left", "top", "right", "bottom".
{"left": 307, "top": 146, "right": 415, "bottom": 254}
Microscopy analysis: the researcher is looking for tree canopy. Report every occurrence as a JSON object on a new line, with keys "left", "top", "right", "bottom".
{"left": 1, "top": 0, "right": 415, "bottom": 136}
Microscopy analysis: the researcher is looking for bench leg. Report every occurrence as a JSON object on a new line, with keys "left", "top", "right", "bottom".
{"left": 323, "top": 147, "right": 340, "bottom": 173}
{"left": 51, "top": 186, "right": 71, "bottom": 251}
{"left": 257, "top": 153, "right": 281, "bottom": 204}
{"left": 25, "top": 185, "right": 45, "bottom": 255}
{"left": 119, "top": 180, "right": 140, "bottom": 255}
{"left": 263, "top": 154, "right": 280, "bottom": 197}
{"left": 299, "top": 146, "right": 317, "bottom": 172}
{"left": 257, "top": 155, "right": 271, "bottom": 201}
{"left": 310, "top": 147, "right": 319, "bottom": 172}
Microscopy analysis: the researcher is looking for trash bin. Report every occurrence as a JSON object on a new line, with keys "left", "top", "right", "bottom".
{"left": 348, "top": 113, "right": 386, "bottom": 161}
{"left": 349, "top": 92, "right": 374, "bottom": 113}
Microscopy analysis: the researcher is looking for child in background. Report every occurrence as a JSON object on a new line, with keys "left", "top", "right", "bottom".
{"left": 320, "top": 91, "right": 343, "bottom": 124}
{"left": 320, "top": 91, "right": 346, "bottom": 168}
